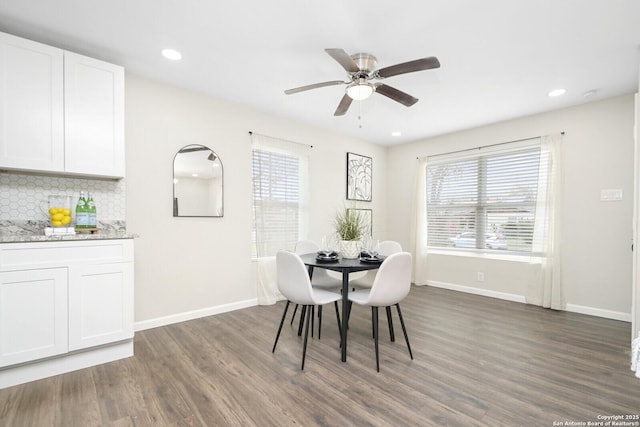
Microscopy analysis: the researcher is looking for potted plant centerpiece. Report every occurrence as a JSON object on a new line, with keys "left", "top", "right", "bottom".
{"left": 334, "top": 208, "right": 366, "bottom": 259}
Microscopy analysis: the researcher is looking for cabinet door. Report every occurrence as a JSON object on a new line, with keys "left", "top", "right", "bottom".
{"left": 0, "top": 32, "right": 64, "bottom": 172}
{"left": 68, "top": 262, "right": 133, "bottom": 351}
{"left": 64, "top": 51, "right": 125, "bottom": 178}
{"left": 0, "top": 268, "right": 68, "bottom": 367}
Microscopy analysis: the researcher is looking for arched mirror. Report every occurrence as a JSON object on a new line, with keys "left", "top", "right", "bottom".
{"left": 173, "top": 144, "right": 224, "bottom": 217}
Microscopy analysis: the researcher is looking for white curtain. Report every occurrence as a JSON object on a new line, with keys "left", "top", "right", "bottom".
{"left": 255, "top": 256, "right": 281, "bottom": 305}
{"left": 526, "top": 133, "right": 564, "bottom": 309}
{"left": 251, "top": 132, "right": 310, "bottom": 305}
{"left": 411, "top": 158, "right": 429, "bottom": 285}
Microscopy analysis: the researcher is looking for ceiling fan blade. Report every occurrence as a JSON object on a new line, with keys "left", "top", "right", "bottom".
{"left": 376, "top": 56, "right": 440, "bottom": 78}
{"left": 284, "top": 80, "right": 346, "bottom": 95}
{"left": 334, "top": 94, "right": 353, "bottom": 116}
{"left": 375, "top": 84, "right": 419, "bottom": 107}
{"left": 325, "top": 48, "right": 360, "bottom": 73}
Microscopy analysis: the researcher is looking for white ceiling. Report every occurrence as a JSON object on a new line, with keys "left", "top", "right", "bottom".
{"left": 1, "top": 0, "right": 639, "bottom": 146}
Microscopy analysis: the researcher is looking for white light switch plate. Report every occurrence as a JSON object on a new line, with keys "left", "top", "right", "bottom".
{"left": 601, "top": 189, "right": 623, "bottom": 201}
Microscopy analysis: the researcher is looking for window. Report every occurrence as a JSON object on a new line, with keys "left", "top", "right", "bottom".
{"left": 251, "top": 136, "right": 309, "bottom": 258}
{"left": 426, "top": 141, "right": 542, "bottom": 254}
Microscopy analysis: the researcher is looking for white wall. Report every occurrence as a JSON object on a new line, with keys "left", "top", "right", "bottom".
{"left": 388, "top": 94, "right": 635, "bottom": 320}
{"left": 125, "top": 74, "right": 387, "bottom": 328}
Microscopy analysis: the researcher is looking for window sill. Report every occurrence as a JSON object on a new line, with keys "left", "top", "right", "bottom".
{"left": 427, "top": 248, "right": 531, "bottom": 263}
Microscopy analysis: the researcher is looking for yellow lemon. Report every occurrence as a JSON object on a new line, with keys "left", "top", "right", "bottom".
{"left": 52, "top": 220, "right": 63, "bottom": 227}
{"left": 49, "top": 207, "right": 57, "bottom": 215}
{"left": 52, "top": 213, "right": 64, "bottom": 221}
{"left": 61, "top": 216, "right": 71, "bottom": 225}
{"left": 62, "top": 208, "right": 72, "bottom": 216}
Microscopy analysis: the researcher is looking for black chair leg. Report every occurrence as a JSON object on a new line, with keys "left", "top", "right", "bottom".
{"left": 386, "top": 306, "right": 395, "bottom": 342}
{"left": 395, "top": 303, "right": 413, "bottom": 360}
{"left": 272, "top": 301, "right": 290, "bottom": 353}
{"left": 333, "top": 301, "right": 342, "bottom": 341}
{"left": 318, "top": 305, "right": 323, "bottom": 339}
{"left": 310, "top": 306, "right": 315, "bottom": 338}
{"left": 290, "top": 304, "right": 298, "bottom": 325}
{"left": 372, "top": 306, "right": 380, "bottom": 372}
{"left": 301, "top": 305, "right": 311, "bottom": 370}
{"left": 297, "top": 305, "right": 307, "bottom": 336}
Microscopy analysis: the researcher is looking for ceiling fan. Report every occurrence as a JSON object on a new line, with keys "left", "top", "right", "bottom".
{"left": 284, "top": 48, "right": 440, "bottom": 116}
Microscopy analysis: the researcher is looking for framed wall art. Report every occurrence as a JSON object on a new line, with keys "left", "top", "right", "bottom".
{"left": 346, "top": 152, "right": 372, "bottom": 201}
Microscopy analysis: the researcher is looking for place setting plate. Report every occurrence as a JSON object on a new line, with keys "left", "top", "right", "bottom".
{"left": 360, "top": 253, "right": 383, "bottom": 264}
{"left": 316, "top": 251, "right": 339, "bottom": 262}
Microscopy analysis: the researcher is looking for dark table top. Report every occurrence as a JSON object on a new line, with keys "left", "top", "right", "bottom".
{"left": 298, "top": 253, "right": 384, "bottom": 273}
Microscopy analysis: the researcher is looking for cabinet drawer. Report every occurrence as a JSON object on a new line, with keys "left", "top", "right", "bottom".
{"left": 0, "top": 240, "right": 133, "bottom": 270}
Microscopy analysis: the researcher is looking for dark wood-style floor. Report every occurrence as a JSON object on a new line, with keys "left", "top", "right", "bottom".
{"left": 0, "top": 286, "right": 638, "bottom": 426}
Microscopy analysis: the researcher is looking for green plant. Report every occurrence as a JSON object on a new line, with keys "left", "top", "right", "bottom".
{"left": 334, "top": 209, "right": 366, "bottom": 241}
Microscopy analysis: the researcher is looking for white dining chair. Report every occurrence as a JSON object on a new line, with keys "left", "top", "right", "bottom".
{"left": 350, "top": 240, "right": 403, "bottom": 342}
{"left": 351, "top": 240, "right": 403, "bottom": 289}
{"left": 347, "top": 252, "right": 413, "bottom": 372}
{"left": 289, "top": 240, "right": 343, "bottom": 338}
{"left": 272, "top": 250, "right": 342, "bottom": 370}
{"left": 295, "top": 240, "right": 342, "bottom": 290}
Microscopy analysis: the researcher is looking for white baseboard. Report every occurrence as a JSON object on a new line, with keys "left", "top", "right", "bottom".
{"left": 426, "top": 281, "right": 630, "bottom": 322}
{"left": 565, "top": 304, "right": 631, "bottom": 322}
{"left": 134, "top": 298, "right": 259, "bottom": 332}
{"left": 427, "top": 280, "right": 526, "bottom": 304}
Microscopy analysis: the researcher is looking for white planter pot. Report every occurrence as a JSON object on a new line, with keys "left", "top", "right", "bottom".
{"left": 339, "top": 240, "right": 361, "bottom": 259}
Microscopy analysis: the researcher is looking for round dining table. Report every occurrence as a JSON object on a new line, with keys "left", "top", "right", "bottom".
{"left": 298, "top": 253, "right": 384, "bottom": 362}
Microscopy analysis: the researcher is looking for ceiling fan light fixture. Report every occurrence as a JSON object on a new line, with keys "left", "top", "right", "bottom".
{"left": 346, "top": 79, "right": 374, "bottom": 101}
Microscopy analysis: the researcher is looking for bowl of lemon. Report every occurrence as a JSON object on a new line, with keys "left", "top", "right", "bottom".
{"left": 46, "top": 195, "right": 73, "bottom": 227}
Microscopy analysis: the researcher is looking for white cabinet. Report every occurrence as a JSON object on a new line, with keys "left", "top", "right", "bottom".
{"left": 64, "top": 52, "right": 125, "bottom": 177}
{"left": 68, "top": 262, "right": 133, "bottom": 351}
{"left": 0, "top": 268, "right": 68, "bottom": 367}
{"left": 0, "top": 32, "right": 65, "bottom": 172}
{"left": 0, "top": 239, "right": 134, "bottom": 376}
{"left": 0, "top": 31, "right": 125, "bottom": 178}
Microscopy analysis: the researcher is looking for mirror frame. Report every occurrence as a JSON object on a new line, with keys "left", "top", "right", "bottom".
{"left": 172, "top": 144, "right": 224, "bottom": 217}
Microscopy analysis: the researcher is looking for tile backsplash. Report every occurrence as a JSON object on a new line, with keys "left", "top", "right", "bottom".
{"left": 0, "top": 172, "right": 126, "bottom": 222}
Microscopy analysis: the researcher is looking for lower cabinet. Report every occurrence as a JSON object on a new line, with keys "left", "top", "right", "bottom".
{"left": 0, "top": 239, "right": 134, "bottom": 383}
{"left": 0, "top": 268, "right": 68, "bottom": 367}
{"left": 68, "top": 262, "right": 134, "bottom": 351}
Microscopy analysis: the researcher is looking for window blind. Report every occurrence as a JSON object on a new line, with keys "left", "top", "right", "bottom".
{"left": 251, "top": 134, "right": 309, "bottom": 258}
{"left": 426, "top": 142, "right": 541, "bottom": 254}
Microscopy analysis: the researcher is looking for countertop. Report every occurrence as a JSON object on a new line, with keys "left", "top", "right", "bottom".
{"left": 0, "top": 220, "right": 137, "bottom": 243}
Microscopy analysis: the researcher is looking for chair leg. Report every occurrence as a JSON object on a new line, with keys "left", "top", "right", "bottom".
{"left": 290, "top": 304, "right": 298, "bottom": 325}
{"left": 318, "top": 305, "right": 323, "bottom": 339}
{"left": 301, "top": 305, "right": 312, "bottom": 370}
{"left": 372, "top": 306, "right": 380, "bottom": 372}
{"left": 395, "top": 303, "right": 413, "bottom": 360}
{"left": 297, "top": 305, "right": 307, "bottom": 336}
{"left": 333, "top": 301, "right": 342, "bottom": 341}
{"left": 386, "top": 306, "right": 395, "bottom": 342}
{"left": 272, "top": 301, "right": 291, "bottom": 353}
{"left": 310, "top": 306, "right": 315, "bottom": 338}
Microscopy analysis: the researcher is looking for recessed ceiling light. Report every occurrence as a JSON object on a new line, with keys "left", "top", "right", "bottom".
{"left": 161, "top": 48, "right": 182, "bottom": 61}
{"left": 391, "top": 131, "right": 401, "bottom": 137}
{"left": 548, "top": 88, "right": 566, "bottom": 97}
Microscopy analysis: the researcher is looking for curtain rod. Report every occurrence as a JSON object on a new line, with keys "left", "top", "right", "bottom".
{"left": 248, "top": 131, "right": 313, "bottom": 148}
{"left": 416, "top": 132, "right": 564, "bottom": 160}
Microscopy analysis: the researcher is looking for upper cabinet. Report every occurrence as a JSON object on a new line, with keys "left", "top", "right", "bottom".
{"left": 64, "top": 52, "right": 125, "bottom": 177}
{"left": 0, "top": 32, "right": 65, "bottom": 172}
{"left": 0, "top": 32, "right": 125, "bottom": 179}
